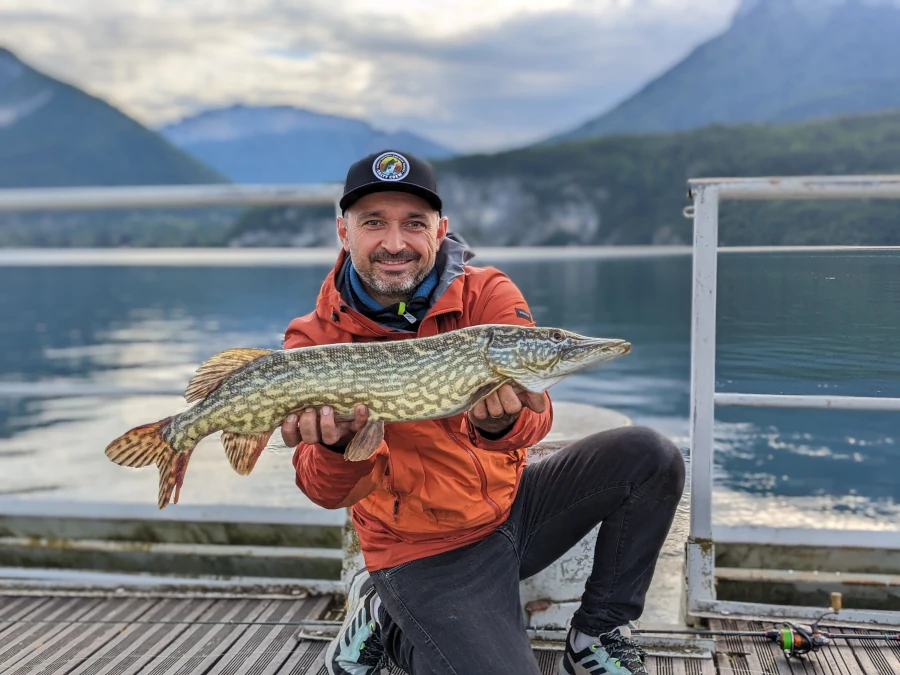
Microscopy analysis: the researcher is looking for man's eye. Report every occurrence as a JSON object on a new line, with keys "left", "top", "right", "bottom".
{"left": 407, "top": 221, "right": 426, "bottom": 228}
{"left": 364, "top": 220, "right": 383, "bottom": 227}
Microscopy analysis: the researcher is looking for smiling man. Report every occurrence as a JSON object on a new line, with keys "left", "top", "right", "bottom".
{"left": 280, "top": 150, "right": 685, "bottom": 675}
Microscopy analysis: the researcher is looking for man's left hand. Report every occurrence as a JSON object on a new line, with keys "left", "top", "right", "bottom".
{"left": 469, "top": 383, "right": 547, "bottom": 436}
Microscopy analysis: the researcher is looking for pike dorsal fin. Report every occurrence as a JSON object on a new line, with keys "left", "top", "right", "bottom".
{"left": 185, "top": 348, "right": 273, "bottom": 403}
{"left": 221, "top": 429, "right": 274, "bottom": 475}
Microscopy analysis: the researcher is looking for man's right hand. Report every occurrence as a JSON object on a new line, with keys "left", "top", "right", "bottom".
{"left": 281, "top": 404, "right": 370, "bottom": 450}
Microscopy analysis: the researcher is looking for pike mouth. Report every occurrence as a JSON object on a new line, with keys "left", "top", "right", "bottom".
{"left": 563, "top": 338, "right": 631, "bottom": 360}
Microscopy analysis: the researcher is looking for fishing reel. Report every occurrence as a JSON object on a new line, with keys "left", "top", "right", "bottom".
{"left": 763, "top": 621, "right": 830, "bottom": 658}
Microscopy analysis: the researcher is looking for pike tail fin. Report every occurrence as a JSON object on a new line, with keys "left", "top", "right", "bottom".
{"left": 105, "top": 417, "right": 194, "bottom": 509}
{"left": 185, "top": 348, "right": 273, "bottom": 403}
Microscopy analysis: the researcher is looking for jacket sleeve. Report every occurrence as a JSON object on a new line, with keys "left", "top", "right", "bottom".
{"left": 284, "top": 317, "right": 389, "bottom": 509}
{"left": 461, "top": 272, "right": 554, "bottom": 451}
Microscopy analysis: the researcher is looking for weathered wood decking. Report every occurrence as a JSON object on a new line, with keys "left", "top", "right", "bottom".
{"left": 1, "top": 592, "right": 898, "bottom": 674}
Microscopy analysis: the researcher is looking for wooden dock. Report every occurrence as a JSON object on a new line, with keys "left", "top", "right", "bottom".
{"left": 2, "top": 592, "right": 898, "bottom": 674}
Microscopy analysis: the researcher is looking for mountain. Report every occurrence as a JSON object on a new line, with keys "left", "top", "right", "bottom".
{"left": 158, "top": 105, "right": 455, "bottom": 184}
{"left": 0, "top": 47, "right": 225, "bottom": 188}
{"left": 552, "top": 0, "right": 900, "bottom": 142}
{"left": 431, "top": 110, "right": 900, "bottom": 247}
{"left": 226, "top": 110, "right": 900, "bottom": 249}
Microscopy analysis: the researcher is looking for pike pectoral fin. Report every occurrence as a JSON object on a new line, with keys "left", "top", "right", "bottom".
{"left": 185, "top": 348, "right": 273, "bottom": 403}
{"left": 222, "top": 430, "right": 275, "bottom": 475}
{"left": 344, "top": 419, "right": 385, "bottom": 462}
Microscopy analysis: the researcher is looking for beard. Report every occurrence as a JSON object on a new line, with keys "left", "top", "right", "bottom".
{"left": 354, "top": 249, "right": 431, "bottom": 301}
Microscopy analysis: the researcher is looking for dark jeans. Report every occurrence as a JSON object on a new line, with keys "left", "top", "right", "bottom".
{"left": 368, "top": 425, "right": 686, "bottom": 675}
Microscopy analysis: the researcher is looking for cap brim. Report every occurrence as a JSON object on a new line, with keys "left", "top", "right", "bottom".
{"left": 340, "top": 181, "right": 442, "bottom": 213}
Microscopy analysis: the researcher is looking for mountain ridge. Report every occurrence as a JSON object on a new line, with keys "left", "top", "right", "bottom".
{"left": 158, "top": 104, "right": 455, "bottom": 184}
{"left": 550, "top": 0, "right": 900, "bottom": 142}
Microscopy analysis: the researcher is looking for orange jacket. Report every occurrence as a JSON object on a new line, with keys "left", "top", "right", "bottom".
{"left": 286, "top": 249, "right": 553, "bottom": 571}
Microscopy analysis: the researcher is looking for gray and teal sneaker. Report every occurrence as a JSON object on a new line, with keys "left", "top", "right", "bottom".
{"left": 325, "top": 570, "right": 386, "bottom": 675}
{"left": 560, "top": 625, "right": 649, "bottom": 675}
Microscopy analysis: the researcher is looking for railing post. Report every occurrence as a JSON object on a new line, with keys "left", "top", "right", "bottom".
{"left": 685, "top": 184, "right": 720, "bottom": 617}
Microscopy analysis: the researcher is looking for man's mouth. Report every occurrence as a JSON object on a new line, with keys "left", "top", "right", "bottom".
{"left": 372, "top": 255, "right": 419, "bottom": 272}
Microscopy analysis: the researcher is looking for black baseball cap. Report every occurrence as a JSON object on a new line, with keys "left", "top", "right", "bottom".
{"left": 339, "top": 150, "right": 442, "bottom": 214}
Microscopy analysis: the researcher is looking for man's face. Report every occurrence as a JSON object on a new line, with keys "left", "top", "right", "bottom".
{"left": 338, "top": 191, "right": 448, "bottom": 304}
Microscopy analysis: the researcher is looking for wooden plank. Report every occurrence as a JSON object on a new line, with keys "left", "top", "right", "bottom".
{"left": 683, "top": 656, "right": 716, "bottom": 675}
{"left": 709, "top": 618, "right": 780, "bottom": 675}
{"left": 205, "top": 599, "right": 309, "bottom": 675}
{"left": 844, "top": 627, "right": 900, "bottom": 674}
{"left": 0, "top": 595, "right": 52, "bottom": 628}
{"left": 645, "top": 655, "right": 676, "bottom": 674}
{"left": 222, "top": 597, "right": 333, "bottom": 675}
{"left": 3, "top": 596, "right": 156, "bottom": 675}
{"left": 0, "top": 596, "right": 102, "bottom": 668}
{"left": 133, "top": 598, "right": 272, "bottom": 674}
{"left": 66, "top": 597, "right": 213, "bottom": 675}
{"left": 274, "top": 639, "right": 326, "bottom": 674}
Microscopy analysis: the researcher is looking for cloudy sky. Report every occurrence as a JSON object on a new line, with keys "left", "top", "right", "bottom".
{"left": 0, "top": 0, "right": 743, "bottom": 152}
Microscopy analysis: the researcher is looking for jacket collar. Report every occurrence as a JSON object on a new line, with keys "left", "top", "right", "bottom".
{"left": 315, "top": 246, "right": 466, "bottom": 339}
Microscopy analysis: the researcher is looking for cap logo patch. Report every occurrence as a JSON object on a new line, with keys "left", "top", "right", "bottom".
{"left": 372, "top": 152, "right": 410, "bottom": 182}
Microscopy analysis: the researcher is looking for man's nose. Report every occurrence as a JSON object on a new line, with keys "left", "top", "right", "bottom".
{"left": 381, "top": 225, "right": 406, "bottom": 253}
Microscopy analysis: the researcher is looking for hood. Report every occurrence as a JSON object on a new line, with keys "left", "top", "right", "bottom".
{"left": 314, "top": 232, "right": 476, "bottom": 338}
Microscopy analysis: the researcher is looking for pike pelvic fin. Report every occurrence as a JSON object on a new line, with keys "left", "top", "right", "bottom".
{"left": 185, "top": 348, "right": 273, "bottom": 403}
{"left": 104, "top": 417, "right": 192, "bottom": 509}
{"left": 344, "top": 419, "right": 385, "bottom": 462}
{"left": 221, "top": 430, "right": 274, "bottom": 475}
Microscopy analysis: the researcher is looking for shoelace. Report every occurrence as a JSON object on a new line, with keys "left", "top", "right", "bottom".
{"left": 359, "top": 620, "right": 387, "bottom": 667}
{"left": 601, "top": 632, "right": 648, "bottom": 670}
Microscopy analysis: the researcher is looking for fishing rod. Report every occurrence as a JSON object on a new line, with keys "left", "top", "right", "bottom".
{"left": 633, "top": 623, "right": 900, "bottom": 659}
{"left": 632, "top": 594, "right": 900, "bottom": 659}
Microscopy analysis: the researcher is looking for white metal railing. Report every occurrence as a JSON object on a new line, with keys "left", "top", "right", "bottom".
{"left": 3, "top": 178, "right": 900, "bottom": 622}
{"left": 0, "top": 183, "right": 343, "bottom": 212}
{"left": 685, "top": 175, "right": 900, "bottom": 626}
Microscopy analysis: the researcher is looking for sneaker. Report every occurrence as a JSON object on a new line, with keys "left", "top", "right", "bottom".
{"left": 560, "top": 625, "right": 649, "bottom": 675}
{"left": 325, "top": 570, "right": 386, "bottom": 675}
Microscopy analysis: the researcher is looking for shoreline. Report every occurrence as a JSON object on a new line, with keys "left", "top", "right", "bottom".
{"left": 1, "top": 244, "right": 898, "bottom": 266}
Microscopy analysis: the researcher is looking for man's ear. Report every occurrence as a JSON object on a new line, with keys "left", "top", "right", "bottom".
{"left": 437, "top": 216, "right": 449, "bottom": 243}
{"left": 337, "top": 216, "right": 350, "bottom": 251}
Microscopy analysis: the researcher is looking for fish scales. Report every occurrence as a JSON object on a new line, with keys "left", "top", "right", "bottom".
{"left": 164, "top": 328, "right": 492, "bottom": 451}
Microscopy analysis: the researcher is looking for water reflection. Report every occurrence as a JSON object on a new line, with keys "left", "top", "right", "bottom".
{"left": 0, "top": 251, "right": 896, "bottom": 524}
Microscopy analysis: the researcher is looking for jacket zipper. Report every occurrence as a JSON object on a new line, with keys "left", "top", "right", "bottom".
{"left": 385, "top": 453, "right": 400, "bottom": 521}
{"left": 444, "top": 422, "right": 502, "bottom": 519}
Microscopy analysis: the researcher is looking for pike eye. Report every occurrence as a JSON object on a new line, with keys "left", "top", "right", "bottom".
{"left": 549, "top": 330, "right": 564, "bottom": 342}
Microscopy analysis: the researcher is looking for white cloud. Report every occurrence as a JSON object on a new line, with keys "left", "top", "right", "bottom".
{"left": 0, "top": 0, "right": 741, "bottom": 151}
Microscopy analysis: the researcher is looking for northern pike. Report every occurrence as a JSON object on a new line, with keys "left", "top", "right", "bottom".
{"left": 105, "top": 324, "right": 631, "bottom": 509}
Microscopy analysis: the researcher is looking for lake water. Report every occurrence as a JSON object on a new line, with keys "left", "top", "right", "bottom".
{"left": 0, "top": 248, "right": 897, "bottom": 620}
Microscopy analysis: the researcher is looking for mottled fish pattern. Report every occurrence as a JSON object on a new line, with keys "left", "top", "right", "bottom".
{"left": 105, "top": 324, "right": 630, "bottom": 509}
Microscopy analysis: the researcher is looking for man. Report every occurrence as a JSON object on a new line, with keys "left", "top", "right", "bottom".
{"left": 281, "top": 149, "right": 685, "bottom": 675}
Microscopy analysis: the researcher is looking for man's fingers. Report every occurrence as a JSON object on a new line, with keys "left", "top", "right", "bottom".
{"left": 297, "top": 408, "right": 320, "bottom": 445}
{"left": 319, "top": 406, "right": 342, "bottom": 445}
{"left": 485, "top": 392, "right": 505, "bottom": 418}
{"left": 470, "top": 399, "right": 488, "bottom": 420}
{"left": 497, "top": 385, "right": 523, "bottom": 416}
{"left": 281, "top": 414, "right": 300, "bottom": 447}
{"left": 351, "top": 404, "right": 369, "bottom": 432}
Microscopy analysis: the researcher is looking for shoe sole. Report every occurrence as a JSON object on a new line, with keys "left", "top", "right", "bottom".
{"left": 324, "top": 573, "right": 369, "bottom": 675}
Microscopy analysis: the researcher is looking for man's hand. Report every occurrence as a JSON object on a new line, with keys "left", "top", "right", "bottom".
{"left": 282, "top": 404, "right": 370, "bottom": 450}
{"left": 469, "top": 384, "right": 547, "bottom": 436}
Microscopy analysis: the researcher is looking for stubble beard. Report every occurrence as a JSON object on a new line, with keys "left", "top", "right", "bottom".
{"left": 353, "top": 250, "right": 431, "bottom": 303}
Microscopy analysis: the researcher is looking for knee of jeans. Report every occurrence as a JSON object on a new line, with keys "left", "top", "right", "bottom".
{"left": 624, "top": 426, "right": 685, "bottom": 490}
